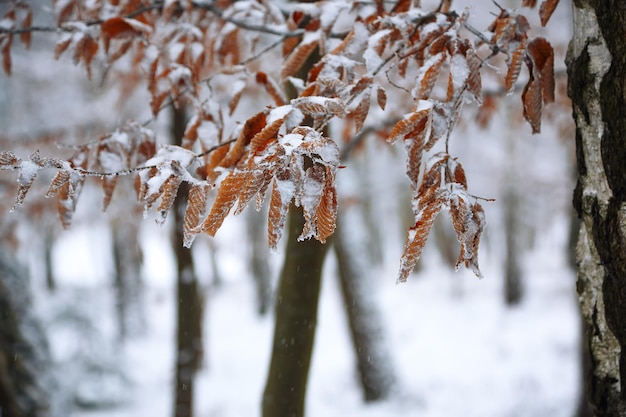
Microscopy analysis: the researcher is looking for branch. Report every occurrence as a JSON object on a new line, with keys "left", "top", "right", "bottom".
{"left": 0, "top": 1, "right": 303, "bottom": 38}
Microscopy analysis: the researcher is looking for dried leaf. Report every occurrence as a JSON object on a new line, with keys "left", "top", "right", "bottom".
{"left": 54, "top": 35, "right": 73, "bottom": 60}
{"left": 281, "top": 38, "right": 318, "bottom": 80}
{"left": 249, "top": 117, "right": 284, "bottom": 154}
{"left": 527, "top": 37, "right": 555, "bottom": 104}
{"left": 315, "top": 167, "right": 337, "bottom": 243}
{"left": 414, "top": 53, "right": 446, "bottom": 100}
{"left": 45, "top": 170, "right": 71, "bottom": 198}
{"left": 398, "top": 194, "right": 446, "bottom": 282}
{"left": 0, "top": 151, "right": 20, "bottom": 167}
{"left": 183, "top": 184, "right": 209, "bottom": 247}
{"left": 505, "top": 43, "right": 525, "bottom": 93}
{"left": 376, "top": 87, "right": 387, "bottom": 111}
{"left": 522, "top": 70, "right": 542, "bottom": 133}
{"left": 267, "top": 177, "right": 291, "bottom": 249}
{"left": 156, "top": 172, "right": 184, "bottom": 224}
{"left": 387, "top": 107, "right": 430, "bottom": 144}
{"left": 539, "top": 0, "right": 560, "bottom": 26}
{"left": 522, "top": 0, "right": 538, "bottom": 7}
{"left": 101, "top": 176, "right": 118, "bottom": 211}
{"left": 19, "top": 7, "right": 32, "bottom": 49}
{"left": 2, "top": 36, "right": 12, "bottom": 76}
{"left": 220, "top": 111, "right": 267, "bottom": 168}
{"left": 352, "top": 94, "right": 370, "bottom": 134}
{"left": 200, "top": 171, "right": 247, "bottom": 236}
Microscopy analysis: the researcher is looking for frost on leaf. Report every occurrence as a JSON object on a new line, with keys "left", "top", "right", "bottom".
{"left": 137, "top": 145, "right": 196, "bottom": 223}
{"left": 398, "top": 154, "right": 485, "bottom": 282}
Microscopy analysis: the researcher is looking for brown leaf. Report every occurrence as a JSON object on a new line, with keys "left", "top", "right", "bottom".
{"left": 220, "top": 111, "right": 267, "bottom": 168}
{"left": 54, "top": 35, "right": 73, "bottom": 60}
{"left": 2, "top": 36, "right": 12, "bottom": 76}
{"left": 45, "top": 170, "right": 71, "bottom": 198}
{"left": 527, "top": 37, "right": 555, "bottom": 104}
{"left": 249, "top": 117, "right": 284, "bottom": 155}
{"left": 101, "top": 176, "right": 118, "bottom": 211}
{"left": 392, "top": 0, "right": 412, "bottom": 13}
{"left": 376, "top": 87, "right": 387, "bottom": 111}
{"left": 281, "top": 38, "right": 318, "bottom": 80}
{"left": 352, "top": 94, "right": 370, "bottom": 134}
{"left": 522, "top": 0, "right": 538, "bottom": 7}
{"left": 505, "top": 43, "right": 525, "bottom": 93}
{"left": 387, "top": 108, "right": 430, "bottom": 144}
{"left": 0, "top": 151, "right": 20, "bottom": 167}
{"left": 200, "top": 171, "right": 247, "bottom": 236}
{"left": 315, "top": 166, "right": 337, "bottom": 243}
{"left": 267, "top": 177, "right": 291, "bottom": 249}
{"left": 415, "top": 53, "right": 446, "bottom": 100}
{"left": 398, "top": 194, "right": 446, "bottom": 282}
{"left": 522, "top": 69, "right": 542, "bottom": 133}
{"left": 183, "top": 184, "right": 209, "bottom": 247}
{"left": 539, "top": 0, "right": 560, "bottom": 26}
{"left": 19, "top": 7, "right": 32, "bottom": 49}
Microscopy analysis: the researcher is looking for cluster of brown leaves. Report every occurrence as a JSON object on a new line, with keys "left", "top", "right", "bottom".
{"left": 0, "top": 0, "right": 562, "bottom": 282}
{"left": 0, "top": 124, "right": 156, "bottom": 228}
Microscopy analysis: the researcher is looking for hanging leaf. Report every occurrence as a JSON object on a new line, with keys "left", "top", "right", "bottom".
{"left": 539, "top": 0, "right": 560, "bottom": 26}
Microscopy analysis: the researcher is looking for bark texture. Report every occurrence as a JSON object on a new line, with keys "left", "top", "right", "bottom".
{"left": 568, "top": 2, "right": 626, "bottom": 415}
{"left": 262, "top": 207, "right": 329, "bottom": 417}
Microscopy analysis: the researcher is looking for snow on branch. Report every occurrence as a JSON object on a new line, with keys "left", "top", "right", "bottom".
{"left": 0, "top": 0, "right": 561, "bottom": 281}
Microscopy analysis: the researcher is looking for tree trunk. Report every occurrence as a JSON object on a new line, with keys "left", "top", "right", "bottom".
{"left": 504, "top": 189, "right": 523, "bottom": 306}
{"left": 247, "top": 207, "right": 272, "bottom": 315}
{"left": 568, "top": 2, "right": 626, "bottom": 415}
{"left": 334, "top": 203, "right": 396, "bottom": 401}
{"left": 0, "top": 250, "right": 50, "bottom": 417}
{"left": 112, "top": 219, "right": 144, "bottom": 341}
{"left": 262, "top": 206, "right": 329, "bottom": 417}
{"left": 171, "top": 105, "right": 204, "bottom": 417}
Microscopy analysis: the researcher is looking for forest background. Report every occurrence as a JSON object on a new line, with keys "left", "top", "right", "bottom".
{"left": 0, "top": 0, "right": 581, "bottom": 416}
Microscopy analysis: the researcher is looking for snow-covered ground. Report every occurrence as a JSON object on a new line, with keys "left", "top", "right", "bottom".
{"left": 52, "top": 209, "right": 579, "bottom": 417}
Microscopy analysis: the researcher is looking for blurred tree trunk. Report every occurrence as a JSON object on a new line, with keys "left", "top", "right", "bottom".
{"left": 503, "top": 189, "right": 523, "bottom": 306}
{"left": 262, "top": 206, "right": 329, "bottom": 417}
{"left": 112, "top": 218, "right": 144, "bottom": 341}
{"left": 334, "top": 201, "right": 396, "bottom": 401}
{"left": 171, "top": 105, "right": 204, "bottom": 417}
{"left": 568, "top": 2, "right": 626, "bottom": 415}
{"left": 247, "top": 207, "right": 272, "bottom": 315}
{"left": 0, "top": 250, "right": 50, "bottom": 417}
{"left": 44, "top": 229, "right": 56, "bottom": 292}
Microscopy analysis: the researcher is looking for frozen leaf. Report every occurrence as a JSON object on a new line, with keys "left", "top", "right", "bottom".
{"left": 199, "top": 171, "right": 247, "bottom": 236}
{"left": 183, "top": 184, "right": 209, "bottom": 247}
{"left": 505, "top": 43, "right": 525, "bottom": 93}
{"left": 281, "top": 35, "right": 319, "bottom": 80}
{"left": 398, "top": 193, "right": 446, "bottom": 283}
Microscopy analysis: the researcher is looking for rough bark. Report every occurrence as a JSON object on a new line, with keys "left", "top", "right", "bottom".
{"left": 568, "top": 2, "right": 626, "bottom": 415}
{"left": 262, "top": 206, "right": 329, "bottom": 417}
{"left": 334, "top": 203, "right": 396, "bottom": 401}
{"left": 171, "top": 105, "right": 204, "bottom": 417}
